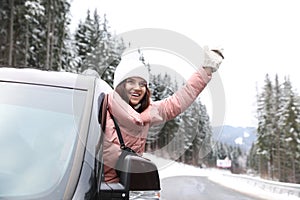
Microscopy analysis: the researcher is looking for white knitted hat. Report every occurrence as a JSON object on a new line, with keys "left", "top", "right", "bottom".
{"left": 113, "top": 52, "right": 149, "bottom": 88}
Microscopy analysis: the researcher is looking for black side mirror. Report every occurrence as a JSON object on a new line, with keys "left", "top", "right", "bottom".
{"left": 119, "top": 155, "right": 160, "bottom": 191}
{"left": 99, "top": 155, "right": 160, "bottom": 200}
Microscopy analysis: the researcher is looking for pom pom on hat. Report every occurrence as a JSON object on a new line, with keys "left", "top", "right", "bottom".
{"left": 113, "top": 52, "right": 149, "bottom": 88}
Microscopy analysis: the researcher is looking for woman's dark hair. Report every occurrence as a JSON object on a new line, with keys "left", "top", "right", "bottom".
{"left": 115, "top": 80, "right": 151, "bottom": 113}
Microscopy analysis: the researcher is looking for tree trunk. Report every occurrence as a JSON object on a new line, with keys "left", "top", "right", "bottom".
{"left": 8, "top": 0, "right": 14, "bottom": 66}
{"left": 45, "top": 3, "right": 51, "bottom": 70}
{"left": 49, "top": 19, "right": 55, "bottom": 70}
{"left": 24, "top": 22, "right": 29, "bottom": 67}
{"left": 292, "top": 154, "right": 296, "bottom": 183}
{"left": 276, "top": 130, "right": 281, "bottom": 180}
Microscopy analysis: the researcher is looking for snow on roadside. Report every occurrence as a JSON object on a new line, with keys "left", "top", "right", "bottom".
{"left": 208, "top": 172, "right": 300, "bottom": 200}
{"left": 144, "top": 153, "right": 211, "bottom": 179}
{"left": 144, "top": 154, "right": 300, "bottom": 200}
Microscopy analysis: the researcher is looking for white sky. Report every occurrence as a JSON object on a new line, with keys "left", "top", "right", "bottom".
{"left": 70, "top": 0, "right": 300, "bottom": 128}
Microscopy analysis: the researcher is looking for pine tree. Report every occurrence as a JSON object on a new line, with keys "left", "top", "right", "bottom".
{"left": 23, "top": 0, "right": 46, "bottom": 68}
{"left": 247, "top": 143, "right": 259, "bottom": 173}
{"left": 147, "top": 73, "right": 180, "bottom": 157}
{"left": 279, "top": 77, "right": 300, "bottom": 183}
{"left": 273, "top": 75, "right": 283, "bottom": 181}
{"left": 179, "top": 101, "right": 200, "bottom": 164}
{"left": 216, "top": 142, "right": 228, "bottom": 160}
{"left": 74, "top": 10, "right": 93, "bottom": 72}
{"left": 51, "top": 0, "right": 71, "bottom": 71}
{"left": 73, "top": 9, "right": 125, "bottom": 79}
{"left": 0, "top": 0, "right": 35, "bottom": 67}
{"left": 254, "top": 74, "right": 300, "bottom": 183}
{"left": 189, "top": 99, "right": 213, "bottom": 166}
{"left": 256, "top": 74, "right": 275, "bottom": 177}
{"left": 0, "top": 1, "right": 10, "bottom": 65}
{"left": 0, "top": 1, "right": 124, "bottom": 73}
{"left": 0, "top": 0, "right": 71, "bottom": 69}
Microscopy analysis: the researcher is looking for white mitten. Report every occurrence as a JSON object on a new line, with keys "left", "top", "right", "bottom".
{"left": 203, "top": 46, "right": 224, "bottom": 72}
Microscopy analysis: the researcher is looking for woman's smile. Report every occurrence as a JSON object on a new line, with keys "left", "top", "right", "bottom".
{"left": 125, "top": 77, "right": 147, "bottom": 106}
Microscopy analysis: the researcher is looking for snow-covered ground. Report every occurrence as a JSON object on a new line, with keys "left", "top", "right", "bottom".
{"left": 144, "top": 154, "right": 300, "bottom": 200}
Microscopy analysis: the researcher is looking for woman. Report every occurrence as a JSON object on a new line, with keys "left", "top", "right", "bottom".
{"left": 103, "top": 47, "right": 224, "bottom": 183}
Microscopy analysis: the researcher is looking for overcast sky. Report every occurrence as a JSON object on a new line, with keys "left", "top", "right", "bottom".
{"left": 70, "top": 0, "right": 300, "bottom": 128}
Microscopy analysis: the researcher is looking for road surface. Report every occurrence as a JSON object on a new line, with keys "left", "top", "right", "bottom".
{"left": 160, "top": 176, "right": 267, "bottom": 200}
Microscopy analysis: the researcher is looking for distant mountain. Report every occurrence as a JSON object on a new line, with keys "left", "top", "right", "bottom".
{"left": 212, "top": 125, "right": 257, "bottom": 152}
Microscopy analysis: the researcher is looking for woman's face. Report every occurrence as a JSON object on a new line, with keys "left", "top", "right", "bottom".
{"left": 124, "top": 77, "right": 147, "bottom": 106}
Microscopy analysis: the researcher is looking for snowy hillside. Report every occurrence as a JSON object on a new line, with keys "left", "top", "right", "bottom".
{"left": 213, "top": 125, "right": 257, "bottom": 152}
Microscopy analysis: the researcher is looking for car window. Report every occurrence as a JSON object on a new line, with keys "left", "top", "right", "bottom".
{"left": 0, "top": 82, "right": 86, "bottom": 197}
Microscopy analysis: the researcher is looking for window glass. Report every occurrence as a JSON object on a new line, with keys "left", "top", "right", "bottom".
{"left": 0, "top": 82, "right": 86, "bottom": 197}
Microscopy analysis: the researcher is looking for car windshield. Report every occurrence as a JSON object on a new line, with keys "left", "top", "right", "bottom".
{"left": 0, "top": 82, "right": 86, "bottom": 197}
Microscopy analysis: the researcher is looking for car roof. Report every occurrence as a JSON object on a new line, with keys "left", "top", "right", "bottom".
{"left": 0, "top": 67, "right": 95, "bottom": 90}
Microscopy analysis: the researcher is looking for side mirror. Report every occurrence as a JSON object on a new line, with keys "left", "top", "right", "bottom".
{"left": 99, "top": 155, "right": 160, "bottom": 200}
{"left": 119, "top": 155, "right": 160, "bottom": 191}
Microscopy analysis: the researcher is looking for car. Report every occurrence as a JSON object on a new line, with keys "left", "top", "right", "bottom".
{"left": 0, "top": 67, "right": 160, "bottom": 200}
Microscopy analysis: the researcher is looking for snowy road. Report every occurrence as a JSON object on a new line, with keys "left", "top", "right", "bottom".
{"left": 143, "top": 154, "right": 300, "bottom": 200}
{"left": 160, "top": 176, "right": 265, "bottom": 200}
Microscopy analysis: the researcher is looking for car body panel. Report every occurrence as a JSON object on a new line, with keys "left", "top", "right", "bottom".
{"left": 0, "top": 67, "right": 111, "bottom": 199}
{"left": 0, "top": 67, "right": 159, "bottom": 200}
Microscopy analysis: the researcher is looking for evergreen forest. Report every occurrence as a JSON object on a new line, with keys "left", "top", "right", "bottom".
{"left": 1, "top": 0, "right": 300, "bottom": 184}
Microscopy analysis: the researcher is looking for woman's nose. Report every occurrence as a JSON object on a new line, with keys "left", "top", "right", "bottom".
{"left": 133, "top": 83, "right": 142, "bottom": 89}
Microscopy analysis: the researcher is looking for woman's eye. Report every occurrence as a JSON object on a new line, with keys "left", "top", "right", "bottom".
{"left": 126, "top": 80, "right": 134, "bottom": 84}
{"left": 139, "top": 82, "right": 147, "bottom": 87}
{"left": 126, "top": 79, "right": 146, "bottom": 87}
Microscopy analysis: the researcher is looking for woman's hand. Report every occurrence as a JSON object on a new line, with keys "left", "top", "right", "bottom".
{"left": 203, "top": 46, "right": 224, "bottom": 73}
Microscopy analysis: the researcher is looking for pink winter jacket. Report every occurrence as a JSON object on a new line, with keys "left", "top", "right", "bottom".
{"left": 103, "top": 67, "right": 211, "bottom": 183}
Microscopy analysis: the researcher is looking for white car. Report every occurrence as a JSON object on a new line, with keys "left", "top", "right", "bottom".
{"left": 0, "top": 67, "right": 160, "bottom": 200}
